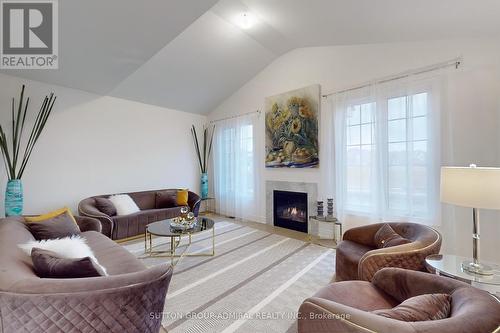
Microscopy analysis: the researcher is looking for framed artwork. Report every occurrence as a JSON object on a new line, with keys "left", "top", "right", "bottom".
{"left": 265, "top": 84, "right": 320, "bottom": 168}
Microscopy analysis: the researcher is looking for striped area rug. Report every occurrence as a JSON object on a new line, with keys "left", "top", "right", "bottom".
{"left": 122, "top": 219, "right": 335, "bottom": 333}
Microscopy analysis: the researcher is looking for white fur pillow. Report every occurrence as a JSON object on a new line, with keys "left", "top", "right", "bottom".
{"left": 108, "top": 194, "right": 140, "bottom": 216}
{"left": 18, "top": 235, "right": 108, "bottom": 276}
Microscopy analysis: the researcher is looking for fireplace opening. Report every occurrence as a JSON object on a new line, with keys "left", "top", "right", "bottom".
{"left": 273, "top": 190, "right": 308, "bottom": 233}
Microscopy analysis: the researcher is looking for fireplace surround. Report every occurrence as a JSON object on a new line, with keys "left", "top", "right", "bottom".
{"left": 265, "top": 181, "right": 318, "bottom": 235}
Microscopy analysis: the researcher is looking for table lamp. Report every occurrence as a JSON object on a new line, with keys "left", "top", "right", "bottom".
{"left": 440, "top": 164, "right": 500, "bottom": 275}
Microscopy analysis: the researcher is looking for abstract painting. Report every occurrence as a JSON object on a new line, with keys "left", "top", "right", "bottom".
{"left": 265, "top": 84, "right": 320, "bottom": 168}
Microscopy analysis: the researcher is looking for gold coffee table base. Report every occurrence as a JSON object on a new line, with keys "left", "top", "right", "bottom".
{"left": 143, "top": 225, "right": 215, "bottom": 266}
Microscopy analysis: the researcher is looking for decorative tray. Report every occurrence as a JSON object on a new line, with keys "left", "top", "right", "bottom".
{"left": 170, "top": 217, "right": 197, "bottom": 231}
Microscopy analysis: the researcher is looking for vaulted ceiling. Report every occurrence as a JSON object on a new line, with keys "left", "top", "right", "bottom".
{"left": 2, "top": 0, "right": 500, "bottom": 114}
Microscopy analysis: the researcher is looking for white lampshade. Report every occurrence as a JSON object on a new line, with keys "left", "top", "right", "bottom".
{"left": 440, "top": 165, "right": 500, "bottom": 209}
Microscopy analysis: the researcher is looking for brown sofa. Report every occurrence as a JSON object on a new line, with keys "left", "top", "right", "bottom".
{"left": 335, "top": 222, "right": 442, "bottom": 282}
{"left": 78, "top": 189, "right": 201, "bottom": 240}
{"left": 0, "top": 216, "right": 172, "bottom": 333}
{"left": 299, "top": 267, "right": 500, "bottom": 333}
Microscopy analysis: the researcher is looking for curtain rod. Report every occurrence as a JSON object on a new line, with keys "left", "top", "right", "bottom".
{"left": 322, "top": 57, "right": 462, "bottom": 98}
{"left": 209, "top": 109, "right": 261, "bottom": 124}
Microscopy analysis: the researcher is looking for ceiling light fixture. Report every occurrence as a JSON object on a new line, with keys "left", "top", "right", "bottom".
{"left": 236, "top": 12, "right": 255, "bottom": 29}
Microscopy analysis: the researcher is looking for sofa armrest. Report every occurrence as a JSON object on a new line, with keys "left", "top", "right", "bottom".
{"left": 188, "top": 191, "right": 201, "bottom": 216}
{"left": 298, "top": 297, "right": 414, "bottom": 333}
{"left": 74, "top": 215, "right": 102, "bottom": 233}
{"left": 0, "top": 264, "right": 172, "bottom": 333}
{"left": 78, "top": 198, "right": 114, "bottom": 238}
{"left": 10, "top": 263, "right": 172, "bottom": 294}
{"left": 358, "top": 235, "right": 442, "bottom": 281}
{"left": 342, "top": 223, "right": 383, "bottom": 247}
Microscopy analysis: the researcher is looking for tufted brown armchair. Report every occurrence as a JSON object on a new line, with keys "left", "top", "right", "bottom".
{"left": 299, "top": 268, "right": 500, "bottom": 333}
{"left": 335, "top": 222, "right": 441, "bottom": 282}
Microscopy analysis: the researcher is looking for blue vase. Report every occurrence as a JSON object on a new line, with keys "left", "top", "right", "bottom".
{"left": 201, "top": 173, "right": 208, "bottom": 199}
{"left": 5, "top": 179, "right": 23, "bottom": 217}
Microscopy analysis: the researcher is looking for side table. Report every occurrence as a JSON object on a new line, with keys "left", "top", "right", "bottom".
{"left": 309, "top": 216, "right": 343, "bottom": 243}
{"left": 425, "top": 254, "right": 500, "bottom": 299}
{"left": 200, "top": 197, "right": 215, "bottom": 215}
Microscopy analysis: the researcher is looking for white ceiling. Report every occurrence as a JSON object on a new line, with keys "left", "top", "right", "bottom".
{"left": 2, "top": 0, "right": 500, "bottom": 114}
{"left": 110, "top": 11, "right": 276, "bottom": 114}
{"left": 0, "top": 0, "right": 219, "bottom": 93}
{"left": 244, "top": 0, "right": 500, "bottom": 46}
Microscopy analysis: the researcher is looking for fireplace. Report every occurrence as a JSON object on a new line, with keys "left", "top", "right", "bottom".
{"left": 273, "top": 190, "right": 308, "bottom": 233}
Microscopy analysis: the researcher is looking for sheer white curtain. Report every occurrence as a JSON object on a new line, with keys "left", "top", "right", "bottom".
{"left": 327, "top": 73, "right": 444, "bottom": 228}
{"left": 213, "top": 113, "right": 259, "bottom": 220}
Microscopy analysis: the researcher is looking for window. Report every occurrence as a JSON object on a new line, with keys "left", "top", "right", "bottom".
{"left": 339, "top": 91, "right": 436, "bottom": 222}
{"left": 239, "top": 124, "right": 255, "bottom": 198}
{"left": 346, "top": 102, "right": 375, "bottom": 212}
{"left": 220, "top": 127, "right": 236, "bottom": 197}
{"left": 387, "top": 93, "right": 429, "bottom": 217}
{"left": 213, "top": 115, "right": 258, "bottom": 219}
{"left": 219, "top": 125, "right": 254, "bottom": 198}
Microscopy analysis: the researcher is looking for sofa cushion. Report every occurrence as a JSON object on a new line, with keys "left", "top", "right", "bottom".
{"left": 374, "top": 223, "right": 411, "bottom": 248}
{"left": 82, "top": 231, "right": 146, "bottom": 275}
{"left": 373, "top": 293, "right": 451, "bottom": 321}
{"left": 109, "top": 194, "right": 140, "bottom": 216}
{"left": 176, "top": 189, "right": 189, "bottom": 206}
{"left": 155, "top": 190, "right": 178, "bottom": 208}
{"left": 335, "top": 240, "right": 374, "bottom": 281}
{"left": 25, "top": 207, "right": 77, "bottom": 224}
{"left": 111, "top": 207, "right": 183, "bottom": 240}
{"left": 95, "top": 197, "right": 117, "bottom": 216}
{"left": 128, "top": 191, "right": 156, "bottom": 210}
{"left": 26, "top": 210, "right": 81, "bottom": 240}
{"left": 31, "top": 247, "right": 104, "bottom": 278}
{"left": 18, "top": 235, "right": 108, "bottom": 275}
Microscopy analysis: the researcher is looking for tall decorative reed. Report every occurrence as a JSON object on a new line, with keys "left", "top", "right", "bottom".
{"left": 0, "top": 85, "right": 56, "bottom": 216}
{"left": 191, "top": 125, "right": 215, "bottom": 199}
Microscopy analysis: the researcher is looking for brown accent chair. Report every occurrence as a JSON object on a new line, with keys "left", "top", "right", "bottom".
{"left": 298, "top": 267, "right": 500, "bottom": 333}
{"left": 0, "top": 216, "right": 172, "bottom": 333}
{"left": 335, "top": 222, "right": 441, "bottom": 282}
{"left": 78, "top": 189, "right": 201, "bottom": 240}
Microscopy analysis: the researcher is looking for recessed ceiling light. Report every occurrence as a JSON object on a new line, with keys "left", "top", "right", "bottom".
{"left": 235, "top": 12, "right": 255, "bottom": 29}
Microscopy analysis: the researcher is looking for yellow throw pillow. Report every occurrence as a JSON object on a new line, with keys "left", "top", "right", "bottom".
{"left": 25, "top": 207, "right": 78, "bottom": 225}
{"left": 176, "top": 189, "right": 189, "bottom": 206}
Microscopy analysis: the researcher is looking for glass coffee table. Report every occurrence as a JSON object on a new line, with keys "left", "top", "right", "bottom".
{"left": 144, "top": 217, "right": 215, "bottom": 265}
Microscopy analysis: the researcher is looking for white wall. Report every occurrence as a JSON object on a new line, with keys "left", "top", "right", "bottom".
{"left": 209, "top": 39, "right": 500, "bottom": 262}
{"left": 0, "top": 74, "right": 206, "bottom": 216}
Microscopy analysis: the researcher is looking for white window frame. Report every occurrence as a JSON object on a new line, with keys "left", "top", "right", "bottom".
{"left": 336, "top": 80, "right": 440, "bottom": 224}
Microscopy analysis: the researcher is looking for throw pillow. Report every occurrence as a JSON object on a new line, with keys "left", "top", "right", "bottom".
{"left": 108, "top": 194, "right": 140, "bottom": 216}
{"left": 95, "top": 197, "right": 117, "bottom": 216}
{"left": 31, "top": 247, "right": 105, "bottom": 278}
{"left": 374, "top": 224, "right": 411, "bottom": 248}
{"left": 25, "top": 208, "right": 81, "bottom": 240}
{"left": 25, "top": 207, "right": 77, "bottom": 224}
{"left": 373, "top": 293, "right": 451, "bottom": 321}
{"left": 18, "top": 235, "right": 108, "bottom": 275}
{"left": 176, "top": 189, "right": 189, "bottom": 206}
{"left": 156, "top": 190, "right": 178, "bottom": 208}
